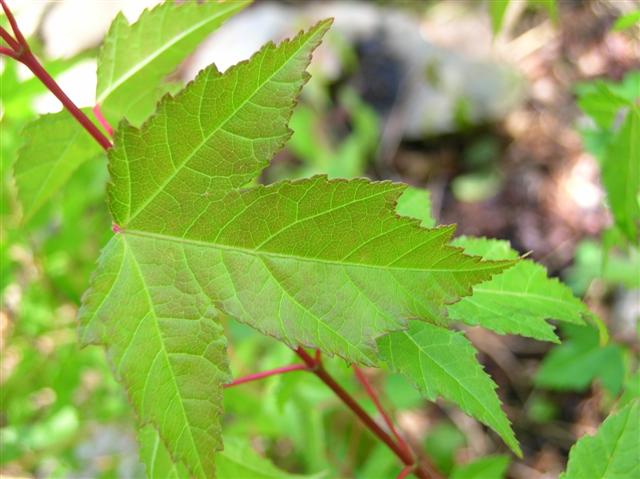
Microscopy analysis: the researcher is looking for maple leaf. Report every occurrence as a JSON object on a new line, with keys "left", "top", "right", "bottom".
{"left": 79, "top": 20, "right": 511, "bottom": 477}
{"left": 449, "top": 236, "right": 587, "bottom": 342}
{"left": 96, "top": 0, "right": 249, "bottom": 126}
{"left": 14, "top": 111, "right": 104, "bottom": 221}
{"left": 561, "top": 400, "right": 639, "bottom": 479}
{"left": 378, "top": 322, "right": 521, "bottom": 455}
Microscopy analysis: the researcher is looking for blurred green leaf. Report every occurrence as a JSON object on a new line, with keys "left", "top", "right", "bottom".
{"left": 218, "top": 437, "right": 324, "bottom": 479}
{"left": 355, "top": 443, "right": 397, "bottom": 479}
{"left": 561, "top": 401, "right": 639, "bottom": 479}
{"left": 535, "top": 324, "right": 626, "bottom": 395}
{"left": 613, "top": 10, "right": 640, "bottom": 32}
{"left": 1, "top": 407, "right": 79, "bottom": 464}
{"left": 14, "top": 111, "right": 104, "bottom": 221}
{"left": 396, "top": 187, "right": 435, "bottom": 228}
{"left": 565, "top": 240, "right": 640, "bottom": 295}
{"left": 451, "top": 172, "right": 502, "bottom": 203}
{"left": 526, "top": 395, "right": 559, "bottom": 424}
{"left": 489, "top": 0, "right": 510, "bottom": 35}
{"left": 602, "top": 107, "right": 640, "bottom": 242}
{"left": 529, "top": 0, "right": 558, "bottom": 23}
{"left": 287, "top": 88, "right": 379, "bottom": 179}
{"left": 451, "top": 455, "right": 510, "bottom": 479}
{"left": 424, "top": 422, "right": 466, "bottom": 475}
{"left": 618, "top": 369, "right": 640, "bottom": 409}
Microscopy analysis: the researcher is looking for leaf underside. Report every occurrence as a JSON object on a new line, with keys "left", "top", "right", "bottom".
{"left": 14, "top": 111, "right": 104, "bottom": 221}
{"left": 93, "top": 18, "right": 509, "bottom": 364}
{"left": 96, "top": 0, "right": 249, "bottom": 126}
{"left": 449, "top": 237, "right": 587, "bottom": 342}
{"left": 80, "top": 18, "right": 513, "bottom": 477}
{"left": 378, "top": 322, "right": 521, "bottom": 456}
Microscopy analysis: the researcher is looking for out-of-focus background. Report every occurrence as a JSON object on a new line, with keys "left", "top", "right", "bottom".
{"left": 1, "top": 1, "right": 638, "bottom": 478}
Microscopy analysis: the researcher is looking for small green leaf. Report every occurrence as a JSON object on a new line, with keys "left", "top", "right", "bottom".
{"left": 489, "top": 0, "right": 510, "bottom": 35}
{"left": 139, "top": 428, "right": 320, "bottom": 479}
{"left": 613, "top": 10, "right": 640, "bottom": 32}
{"left": 535, "top": 324, "right": 626, "bottom": 395}
{"left": 449, "top": 237, "right": 586, "bottom": 342}
{"left": 96, "top": 0, "right": 249, "bottom": 126}
{"left": 451, "top": 455, "right": 510, "bottom": 479}
{"left": 618, "top": 369, "right": 640, "bottom": 409}
{"left": 576, "top": 84, "right": 632, "bottom": 130}
{"left": 602, "top": 108, "right": 640, "bottom": 242}
{"left": 14, "top": 111, "right": 104, "bottom": 221}
{"left": 218, "top": 437, "right": 323, "bottom": 479}
{"left": 396, "top": 187, "right": 435, "bottom": 228}
{"left": 378, "top": 322, "right": 521, "bottom": 456}
{"left": 561, "top": 401, "right": 639, "bottom": 479}
{"left": 529, "top": 0, "right": 558, "bottom": 23}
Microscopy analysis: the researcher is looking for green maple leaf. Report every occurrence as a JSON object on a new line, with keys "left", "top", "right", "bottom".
{"left": 448, "top": 237, "right": 587, "bottom": 342}
{"left": 138, "top": 424, "right": 190, "bottom": 478}
{"left": 535, "top": 324, "right": 625, "bottom": 395}
{"left": 602, "top": 108, "right": 640, "bottom": 242}
{"left": 15, "top": 1, "right": 247, "bottom": 222}
{"left": 489, "top": 0, "right": 510, "bottom": 35}
{"left": 96, "top": 0, "right": 249, "bottom": 126}
{"left": 139, "top": 425, "right": 319, "bottom": 479}
{"left": 391, "top": 191, "right": 588, "bottom": 341}
{"left": 80, "top": 19, "right": 511, "bottom": 476}
{"left": 395, "top": 187, "right": 435, "bottom": 229}
{"left": 561, "top": 400, "right": 639, "bottom": 479}
{"left": 14, "top": 111, "right": 105, "bottom": 221}
{"left": 451, "top": 455, "right": 510, "bottom": 479}
{"left": 378, "top": 322, "right": 521, "bottom": 456}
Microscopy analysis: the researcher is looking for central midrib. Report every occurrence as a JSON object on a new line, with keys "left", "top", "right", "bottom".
{"left": 122, "top": 228, "right": 510, "bottom": 274}
{"left": 124, "top": 26, "right": 324, "bottom": 225}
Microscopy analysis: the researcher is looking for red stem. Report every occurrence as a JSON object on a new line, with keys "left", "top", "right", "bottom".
{"left": 0, "top": 0, "right": 27, "bottom": 49}
{"left": 224, "top": 363, "right": 308, "bottom": 388}
{"left": 295, "top": 348, "right": 435, "bottom": 479}
{"left": 20, "top": 52, "right": 112, "bottom": 150}
{"left": 353, "top": 365, "right": 412, "bottom": 457}
{"left": 0, "top": 26, "right": 19, "bottom": 50}
{"left": 0, "top": 45, "right": 17, "bottom": 59}
{"left": 397, "top": 465, "right": 415, "bottom": 479}
{"left": 93, "top": 104, "right": 114, "bottom": 138}
{"left": 0, "top": 0, "right": 112, "bottom": 151}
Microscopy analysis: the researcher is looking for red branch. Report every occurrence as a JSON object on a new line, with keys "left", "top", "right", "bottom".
{"left": 224, "top": 363, "right": 308, "bottom": 388}
{"left": 295, "top": 348, "right": 436, "bottom": 479}
{"left": 397, "top": 465, "right": 415, "bottom": 479}
{"left": 0, "top": 0, "right": 27, "bottom": 48}
{"left": 0, "top": 0, "right": 112, "bottom": 151}
{"left": 0, "top": 26, "right": 19, "bottom": 50}
{"left": 353, "top": 365, "right": 412, "bottom": 457}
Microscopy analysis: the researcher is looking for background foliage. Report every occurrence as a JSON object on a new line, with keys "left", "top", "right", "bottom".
{"left": 1, "top": 1, "right": 638, "bottom": 478}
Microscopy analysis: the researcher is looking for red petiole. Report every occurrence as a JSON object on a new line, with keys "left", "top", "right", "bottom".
{"left": 0, "top": 0, "right": 112, "bottom": 151}
{"left": 225, "top": 363, "right": 308, "bottom": 388}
